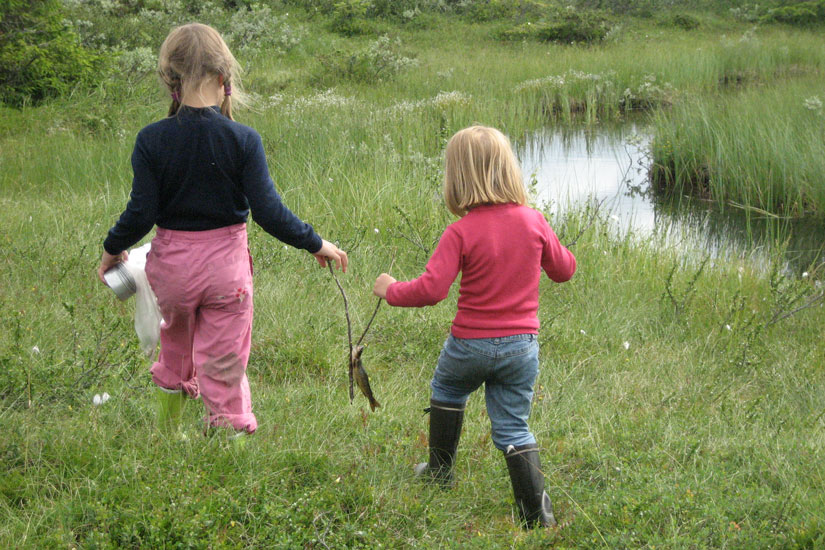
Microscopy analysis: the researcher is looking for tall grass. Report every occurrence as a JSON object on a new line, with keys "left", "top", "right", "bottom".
{"left": 650, "top": 76, "right": 825, "bottom": 218}
{"left": 3, "top": 209, "right": 824, "bottom": 548}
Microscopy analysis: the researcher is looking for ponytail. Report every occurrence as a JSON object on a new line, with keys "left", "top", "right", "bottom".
{"left": 164, "top": 73, "right": 182, "bottom": 117}
{"left": 221, "top": 80, "right": 233, "bottom": 120}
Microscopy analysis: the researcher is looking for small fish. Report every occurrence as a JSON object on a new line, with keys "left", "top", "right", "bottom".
{"left": 350, "top": 345, "right": 380, "bottom": 411}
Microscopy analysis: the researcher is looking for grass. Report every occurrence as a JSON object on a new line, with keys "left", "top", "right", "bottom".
{"left": 650, "top": 75, "right": 825, "bottom": 219}
{"left": 2, "top": 7, "right": 825, "bottom": 549}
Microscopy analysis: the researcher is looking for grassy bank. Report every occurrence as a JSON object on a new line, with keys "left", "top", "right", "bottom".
{"left": 2, "top": 5, "right": 825, "bottom": 549}
{"left": 650, "top": 75, "right": 825, "bottom": 219}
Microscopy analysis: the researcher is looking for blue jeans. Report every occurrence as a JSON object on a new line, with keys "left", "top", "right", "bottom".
{"left": 431, "top": 334, "right": 539, "bottom": 450}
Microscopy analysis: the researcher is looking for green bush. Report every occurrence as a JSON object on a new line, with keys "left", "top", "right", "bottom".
{"left": 669, "top": 13, "right": 701, "bottom": 30}
{"left": 459, "top": 0, "right": 519, "bottom": 21}
{"left": 0, "top": 0, "right": 104, "bottom": 106}
{"left": 328, "top": 0, "right": 375, "bottom": 35}
{"left": 574, "top": 0, "right": 659, "bottom": 16}
{"left": 761, "top": 1, "right": 825, "bottom": 26}
{"left": 227, "top": 4, "right": 305, "bottom": 54}
{"left": 314, "top": 35, "right": 417, "bottom": 83}
{"left": 498, "top": 7, "right": 612, "bottom": 43}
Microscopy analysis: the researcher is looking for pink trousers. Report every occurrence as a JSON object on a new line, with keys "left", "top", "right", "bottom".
{"left": 146, "top": 223, "right": 257, "bottom": 433}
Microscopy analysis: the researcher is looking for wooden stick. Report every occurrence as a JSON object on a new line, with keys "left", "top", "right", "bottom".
{"left": 355, "top": 250, "right": 396, "bottom": 347}
{"left": 356, "top": 298, "right": 382, "bottom": 347}
{"left": 328, "top": 262, "right": 355, "bottom": 401}
{"left": 328, "top": 262, "right": 353, "bottom": 354}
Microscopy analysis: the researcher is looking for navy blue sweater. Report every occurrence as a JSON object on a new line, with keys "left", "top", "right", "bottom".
{"left": 104, "top": 106, "right": 322, "bottom": 255}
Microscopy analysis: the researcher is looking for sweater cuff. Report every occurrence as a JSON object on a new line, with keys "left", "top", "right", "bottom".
{"left": 103, "top": 239, "right": 122, "bottom": 256}
{"left": 306, "top": 233, "right": 323, "bottom": 254}
{"left": 385, "top": 283, "right": 398, "bottom": 306}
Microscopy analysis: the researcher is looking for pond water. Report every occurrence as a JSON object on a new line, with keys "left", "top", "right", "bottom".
{"left": 516, "top": 125, "right": 825, "bottom": 275}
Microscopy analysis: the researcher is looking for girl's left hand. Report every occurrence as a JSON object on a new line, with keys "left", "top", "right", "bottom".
{"left": 97, "top": 250, "right": 128, "bottom": 285}
{"left": 373, "top": 273, "right": 397, "bottom": 299}
{"left": 313, "top": 239, "right": 348, "bottom": 273}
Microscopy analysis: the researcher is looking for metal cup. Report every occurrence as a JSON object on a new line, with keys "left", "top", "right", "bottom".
{"left": 103, "top": 263, "right": 136, "bottom": 301}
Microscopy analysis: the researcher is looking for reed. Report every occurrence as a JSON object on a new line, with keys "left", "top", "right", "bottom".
{"left": 650, "top": 75, "right": 825, "bottom": 218}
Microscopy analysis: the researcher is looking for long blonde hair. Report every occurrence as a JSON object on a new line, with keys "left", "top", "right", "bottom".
{"left": 443, "top": 125, "right": 527, "bottom": 217}
{"left": 158, "top": 23, "right": 245, "bottom": 119}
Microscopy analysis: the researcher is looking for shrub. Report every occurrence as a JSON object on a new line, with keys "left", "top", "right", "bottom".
{"left": 574, "top": 0, "right": 658, "bottom": 16}
{"left": 63, "top": 0, "right": 186, "bottom": 51}
{"left": 0, "top": 0, "right": 105, "bottom": 106}
{"left": 669, "top": 13, "right": 700, "bottom": 30}
{"left": 328, "top": 0, "right": 374, "bottom": 35}
{"left": 498, "top": 7, "right": 612, "bottom": 44}
{"left": 226, "top": 4, "right": 305, "bottom": 54}
{"left": 760, "top": 1, "right": 825, "bottom": 26}
{"left": 114, "top": 46, "right": 157, "bottom": 87}
{"left": 314, "top": 35, "right": 417, "bottom": 83}
{"left": 536, "top": 10, "right": 611, "bottom": 42}
{"left": 729, "top": 3, "right": 765, "bottom": 23}
{"left": 459, "top": 0, "right": 519, "bottom": 21}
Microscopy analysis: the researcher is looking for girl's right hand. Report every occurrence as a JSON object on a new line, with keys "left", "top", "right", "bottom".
{"left": 97, "top": 250, "right": 128, "bottom": 285}
{"left": 373, "top": 273, "right": 397, "bottom": 299}
{"left": 313, "top": 239, "right": 348, "bottom": 272}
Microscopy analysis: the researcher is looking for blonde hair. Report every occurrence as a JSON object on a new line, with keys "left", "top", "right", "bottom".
{"left": 443, "top": 125, "right": 527, "bottom": 217}
{"left": 158, "top": 23, "right": 245, "bottom": 119}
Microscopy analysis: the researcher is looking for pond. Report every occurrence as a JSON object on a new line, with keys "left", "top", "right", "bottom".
{"left": 516, "top": 124, "right": 825, "bottom": 275}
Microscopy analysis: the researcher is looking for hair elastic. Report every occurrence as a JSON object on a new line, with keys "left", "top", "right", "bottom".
{"left": 170, "top": 90, "right": 180, "bottom": 102}
{"left": 224, "top": 83, "right": 232, "bottom": 96}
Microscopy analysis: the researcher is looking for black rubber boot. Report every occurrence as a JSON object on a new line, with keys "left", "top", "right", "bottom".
{"left": 414, "top": 399, "right": 465, "bottom": 487}
{"left": 504, "top": 444, "right": 558, "bottom": 528}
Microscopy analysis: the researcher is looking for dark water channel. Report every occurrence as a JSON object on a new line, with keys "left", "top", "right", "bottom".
{"left": 516, "top": 125, "right": 825, "bottom": 275}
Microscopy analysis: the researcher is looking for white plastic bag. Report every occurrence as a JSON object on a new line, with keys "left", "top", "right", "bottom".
{"left": 122, "top": 243, "right": 163, "bottom": 357}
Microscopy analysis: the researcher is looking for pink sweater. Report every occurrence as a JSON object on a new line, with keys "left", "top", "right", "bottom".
{"left": 386, "top": 203, "right": 576, "bottom": 338}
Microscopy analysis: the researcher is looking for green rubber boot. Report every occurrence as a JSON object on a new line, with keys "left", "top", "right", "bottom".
{"left": 155, "top": 387, "right": 185, "bottom": 431}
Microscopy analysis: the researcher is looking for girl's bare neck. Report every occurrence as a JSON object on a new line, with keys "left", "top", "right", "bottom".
{"left": 181, "top": 77, "right": 223, "bottom": 108}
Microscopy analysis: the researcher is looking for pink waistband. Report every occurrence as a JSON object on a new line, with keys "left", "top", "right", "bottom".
{"left": 155, "top": 223, "right": 247, "bottom": 242}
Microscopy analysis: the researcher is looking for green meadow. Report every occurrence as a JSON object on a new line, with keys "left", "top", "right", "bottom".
{"left": 2, "top": 2, "right": 825, "bottom": 548}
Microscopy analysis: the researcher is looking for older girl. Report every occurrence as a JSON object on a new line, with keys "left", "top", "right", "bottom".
{"left": 98, "top": 23, "right": 347, "bottom": 436}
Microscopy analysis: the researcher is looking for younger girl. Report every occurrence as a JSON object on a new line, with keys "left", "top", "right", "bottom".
{"left": 373, "top": 126, "right": 575, "bottom": 528}
{"left": 97, "top": 23, "right": 347, "bottom": 436}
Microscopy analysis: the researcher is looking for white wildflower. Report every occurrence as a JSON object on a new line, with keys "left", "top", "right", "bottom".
{"left": 287, "top": 89, "right": 359, "bottom": 113}
{"left": 580, "top": 329, "right": 586, "bottom": 335}
{"left": 725, "top": 324, "right": 732, "bottom": 331}
{"left": 431, "top": 91, "right": 471, "bottom": 109}
{"left": 386, "top": 91, "right": 470, "bottom": 116}
{"left": 623, "top": 341, "right": 630, "bottom": 350}
{"left": 802, "top": 272, "right": 809, "bottom": 278}
{"left": 93, "top": 392, "right": 110, "bottom": 406}
{"left": 31, "top": 346, "right": 40, "bottom": 354}
{"left": 436, "top": 68, "right": 454, "bottom": 79}
{"left": 374, "top": 228, "right": 379, "bottom": 234}
{"left": 803, "top": 96, "right": 823, "bottom": 111}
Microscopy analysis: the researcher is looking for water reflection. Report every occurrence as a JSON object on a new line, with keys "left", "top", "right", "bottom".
{"left": 515, "top": 125, "right": 825, "bottom": 274}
